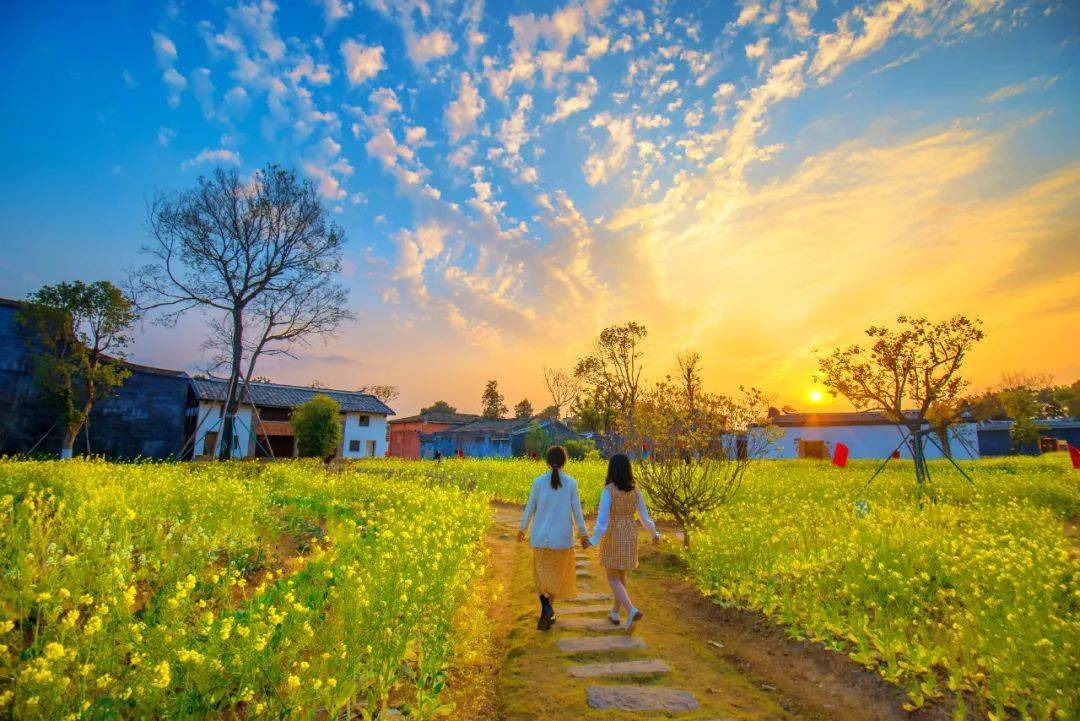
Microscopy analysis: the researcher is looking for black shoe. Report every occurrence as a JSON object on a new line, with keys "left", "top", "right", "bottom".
{"left": 537, "top": 609, "right": 554, "bottom": 631}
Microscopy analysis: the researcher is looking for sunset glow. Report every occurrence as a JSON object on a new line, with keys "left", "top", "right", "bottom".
{"left": 1, "top": 0, "right": 1077, "bottom": 414}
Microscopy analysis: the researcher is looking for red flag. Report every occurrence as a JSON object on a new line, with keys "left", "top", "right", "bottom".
{"left": 832, "top": 442, "right": 849, "bottom": 467}
{"left": 1069, "top": 444, "right": 1080, "bottom": 470}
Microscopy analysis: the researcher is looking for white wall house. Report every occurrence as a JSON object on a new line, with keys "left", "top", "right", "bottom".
{"left": 751, "top": 411, "right": 979, "bottom": 460}
{"left": 187, "top": 377, "right": 394, "bottom": 459}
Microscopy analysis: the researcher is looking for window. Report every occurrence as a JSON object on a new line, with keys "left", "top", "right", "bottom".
{"left": 366, "top": 440, "right": 377, "bottom": 457}
{"left": 349, "top": 440, "right": 361, "bottom": 453}
{"left": 357, "top": 415, "right": 370, "bottom": 427}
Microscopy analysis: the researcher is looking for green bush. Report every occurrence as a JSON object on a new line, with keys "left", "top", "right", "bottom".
{"left": 292, "top": 394, "right": 343, "bottom": 458}
{"left": 562, "top": 437, "right": 595, "bottom": 461}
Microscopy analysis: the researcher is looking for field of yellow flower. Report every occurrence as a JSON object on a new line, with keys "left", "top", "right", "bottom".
{"left": 357, "top": 454, "right": 1079, "bottom": 719}
{"left": 0, "top": 459, "right": 490, "bottom": 720}
{"left": 686, "top": 455, "right": 1079, "bottom": 720}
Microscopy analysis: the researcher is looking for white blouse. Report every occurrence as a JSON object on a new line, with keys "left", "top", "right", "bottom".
{"left": 588, "top": 485, "right": 658, "bottom": 547}
{"left": 520, "top": 471, "right": 588, "bottom": 550}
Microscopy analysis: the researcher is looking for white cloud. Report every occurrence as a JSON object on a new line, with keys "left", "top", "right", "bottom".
{"left": 304, "top": 162, "right": 347, "bottom": 200}
{"left": 583, "top": 112, "right": 634, "bottom": 185}
{"left": 498, "top": 94, "right": 534, "bottom": 156}
{"left": 984, "top": 75, "right": 1060, "bottom": 103}
{"left": 407, "top": 29, "right": 458, "bottom": 66}
{"left": 369, "top": 86, "right": 402, "bottom": 116}
{"left": 151, "top": 31, "right": 178, "bottom": 67}
{"left": 162, "top": 68, "right": 188, "bottom": 108}
{"left": 181, "top": 148, "right": 241, "bottom": 170}
{"left": 746, "top": 37, "right": 769, "bottom": 60}
{"left": 157, "top": 127, "right": 176, "bottom": 146}
{"left": 289, "top": 55, "right": 332, "bottom": 85}
{"left": 586, "top": 34, "right": 610, "bottom": 58}
{"left": 341, "top": 39, "right": 386, "bottom": 84}
{"left": 548, "top": 76, "right": 597, "bottom": 122}
{"left": 445, "top": 73, "right": 486, "bottom": 142}
{"left": 122, "top": 69, "right": 138, "bottom": 89}
{"left": 318, "top": 0, "right": 353, "bottom": 23}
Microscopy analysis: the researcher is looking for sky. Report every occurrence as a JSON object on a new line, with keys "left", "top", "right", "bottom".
{"left": 0, "top": 0, "right": 1077, "bottom": 416}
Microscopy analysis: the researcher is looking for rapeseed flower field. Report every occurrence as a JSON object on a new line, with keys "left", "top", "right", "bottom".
{"left": 0, "top": 455, "right": 1075, "bottom": 719}
{"left": 0, "top": 459, "right": 489, "bottom": 719}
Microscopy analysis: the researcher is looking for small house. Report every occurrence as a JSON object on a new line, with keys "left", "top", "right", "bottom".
{"left": 419, "top": 417, "right": 577, "bottom": 459}
{"left": 188, "top": 377, "right": 395, "bottom": 459}
{"left": 388, "top": 411, "right": 480, "bottom": 458}
{"left": 751, "top": 410, "right": 980, "bottom": 460}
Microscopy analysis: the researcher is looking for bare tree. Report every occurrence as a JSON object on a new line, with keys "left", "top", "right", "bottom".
{"left": 574, "top": 322, "right": 647, "bottom": 435}
{"left": 624, "top": 374, "right": 778, "bottom": 547}
{"left": 357, "top": 384, "right": 400, "bottom": 405}
{"left": 675, "top": 350, "right": 702, "bottom": 411}
{"left": 130, "top": 165, "right": 351, "bottom": 459}
{"left": 817, "top": 315, "right": 984, "bottom": 488}
{"left": 542, "top": 366, "right": 580, "bottom": 419}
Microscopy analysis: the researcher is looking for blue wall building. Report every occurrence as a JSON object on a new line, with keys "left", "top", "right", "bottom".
{"left": 0, "top": 298, "right": 190, "bottom": 459}
{"left": 420, "top": 417, "right": 577, "bottom": 459}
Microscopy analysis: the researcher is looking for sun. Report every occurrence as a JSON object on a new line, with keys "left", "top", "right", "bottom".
{"left": 808, "top": 389, "right": 825, "bottom": 404}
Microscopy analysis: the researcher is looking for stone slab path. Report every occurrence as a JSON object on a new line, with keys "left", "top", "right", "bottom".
{"left": 586, "top": 685, "right": 701, "bottom": 711}
{"left": 556, "top": 635, "right": 646, "bottom": 653}
{"left": 566, "top": 659, "right": 671, "bottom": 678}
{"left": 559, "top": 546, "right": 700, "bottom": 715}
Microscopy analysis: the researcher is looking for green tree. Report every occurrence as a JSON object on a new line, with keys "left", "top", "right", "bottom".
{"left": 624, "top": 365, "right": 779, "bottom": 548}
{"left": 420, "top": 400, "right": 457, "bottom": 415}
{"left": 292, "top": 394, "right": 343, "bottom": 460}
{"left": 17, "top": 281, "right": 137, "bottom": 458}
{"left": 535, "top": 404, "right": 560, "bottom": 421}
{"left": 514, "top": 398, "right": 534, "bottom": 419}
{"left": 523, "top": 422, "right": 551, "bottom": 456}
{"left": 818, "top": 315, "right": 984, "bottom": 491}
{"left": 999, "top": 387, "right": 1041, "bottom": 453}
{"left": 481, "top": 380, "right": 507, "bottom": 419}
{"left": 574, "top": 322, "right": 647, "bottom": 435}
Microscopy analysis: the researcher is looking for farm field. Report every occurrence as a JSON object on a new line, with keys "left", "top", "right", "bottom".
{"left": 360, "top": 455, "right": 1079, "bottom": 719}
{"left": 0, "top": 459, "right": 490, "bottom": 720}
{"left": 0, "top": 455, "right": 1076, "bottom": 720}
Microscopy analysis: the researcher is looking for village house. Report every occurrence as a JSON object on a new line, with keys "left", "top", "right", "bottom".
{"left": 387, "top": 410, "right": 479, "bottom": 459}
{"left": 188, "top": 377, "right": 394, "bottom": 459}
{"left": 752, "top": 410, "right": 981, "bottom": 460}
{"left": 0, "top": 297, "right": 190, "bottom": 458}
{"left": 419, "top": 417, "right": 577, "bottom": 459}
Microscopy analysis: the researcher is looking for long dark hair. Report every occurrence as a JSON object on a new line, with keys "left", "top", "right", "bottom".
{"left": 546, "top": 445, "right": 567, "bottom": 489}
{"left": 605, "top": 453, "right": 634, "bottom": 492}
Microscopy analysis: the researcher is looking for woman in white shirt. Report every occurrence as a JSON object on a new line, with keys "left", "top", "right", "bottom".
{"left": 587, "top": 453, "right": 659, "bottom": 633}
{"left": 518, "top": 445, "right": 589, "bottom": 630}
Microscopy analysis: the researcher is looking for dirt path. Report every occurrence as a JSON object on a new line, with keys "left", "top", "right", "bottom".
{"left": 483, "top": 503, "right": 952, "bottom": 721}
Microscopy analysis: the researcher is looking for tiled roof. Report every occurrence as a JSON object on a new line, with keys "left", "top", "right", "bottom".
{"left": 389, "top": 411, "right": 480, "bottom": 425}
{"left": 770, "top": 410, "right": 925, "bottom": 427}
{"left": 191, "top": 377, "right": 394, "bottom": 415}
{"left": 424, "top": 417, "right": 570, "bottom": 437}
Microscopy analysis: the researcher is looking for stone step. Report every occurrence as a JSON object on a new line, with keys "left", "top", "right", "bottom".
{"left": 556, "top": 617, "right": 623, "bottom": 632}
{"left": 557, "top": 636, "right": 646, "bottom": 653}
{"left": 576, "top": 570, "right": 593, "bottom": 578}
{"left": 556, "top": 603, "right": 613, "bottom": 615}
{"left": 567, "top": 659, "right": 671, "bottom": 678}
{"left": 566, "top": 592, "right": 611, "bottom": 602}
{"left": 586, "top": 685, "right": 700, "bottom": 712}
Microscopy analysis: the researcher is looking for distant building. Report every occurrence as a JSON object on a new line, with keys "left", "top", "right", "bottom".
{"left": 0, "top": 297, "right": 191, "bottom": 459}
{"left": 189, "top": 377, "right": 395, "bottom": 459}
{"left": 420, "top": 417, "right": 577, "bottom": 459}
{"left": 388, "top": 410, "right": 479, "bottom": 459}
{"left": 1, "top": 296, "right": 395, "bottom": 460}
{"left": 751, "top": 410, "right": 980, "bottom": 460}
{"left": 976, "top": 419, "right": 1080, "bottom": 456}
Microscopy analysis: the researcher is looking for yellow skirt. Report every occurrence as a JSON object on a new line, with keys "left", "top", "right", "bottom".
{"left": 532, "top": 547, "right": 577, "bottom": 600}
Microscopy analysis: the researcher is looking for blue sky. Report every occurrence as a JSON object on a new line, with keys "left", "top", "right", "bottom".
{"left": 1, "top": 0, "right": 1077, "bottom": 414}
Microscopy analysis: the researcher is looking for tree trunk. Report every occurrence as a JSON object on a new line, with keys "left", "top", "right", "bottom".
{"left": 60, "top": 427, "right": 77, "bottom": 459}
{"left": 218, "top": 311, "right": 245, "bottom": 460}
